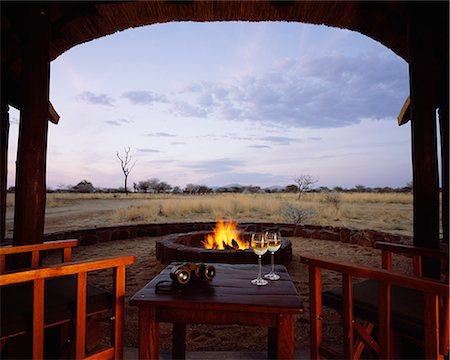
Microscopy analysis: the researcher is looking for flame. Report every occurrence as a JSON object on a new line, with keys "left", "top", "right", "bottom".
{"left": 203, "top": 220, "right": 249, "bottom": 250}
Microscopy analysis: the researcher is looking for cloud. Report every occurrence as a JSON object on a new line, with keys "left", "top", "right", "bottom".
{"left": 170, "top": 52, "right": 408, "bottom": 128}
{"left": 9, "top": 115, "right": 19, "bottom": 125}
{"left": 201, "top": 171, "right": 292, "bottom": 187}
{"left": 121, "top": 90, "right": 167, "bottom": 105}
{"left": 248, "top": 144, "right": 271, "bottom": 149}
{"left": 78, "top": 91, "right": 114, "bottom": 107}
{"left": 105, "top": 118, "right": 131, "bottom": 126}
{"left": 146, "top": 132, "right": 176, "bottom": 137}
{"left": 136, "top": 148, "right": 160, "bottom": 153}
{"left": 171, "top": 141, "right": 186, "bottom": 145}
{"left": 259, "top": 136, "right": 298, "bottom": 145}
{"left": 185, "top": 158, "right": 246, "bottom": 172}
{"left": 171, "top": 101, "right": 208, "bottom": 118}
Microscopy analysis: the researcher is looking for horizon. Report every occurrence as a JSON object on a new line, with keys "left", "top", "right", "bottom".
{"left": 7, "top": 21, "right": 412, "bottom": 190}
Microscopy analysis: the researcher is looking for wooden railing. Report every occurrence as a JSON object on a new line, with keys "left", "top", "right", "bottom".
{"left": 0, "top": 239, "right": 79, "bottom": 273}
{"left": 300, "top": 242, "right": 449, "bottom": 360}
{"left": 0, "top": 240, "right": 135, "bottom": 359}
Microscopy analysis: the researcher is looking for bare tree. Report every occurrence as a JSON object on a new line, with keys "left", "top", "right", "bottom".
{"left": 116, "top": 147, "right": 136, "bottom": 195}
{"left": 294, "top": 174, "right": 319, "bottom": 200}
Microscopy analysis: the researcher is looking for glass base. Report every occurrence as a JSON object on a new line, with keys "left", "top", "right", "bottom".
{"left": 251, "top": 278, "right": 269, "bottom": 286}
{"left": 264, "top": 272, "right": 280, "bottom": 281}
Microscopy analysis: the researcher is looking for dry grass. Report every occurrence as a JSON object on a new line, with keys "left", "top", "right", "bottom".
{"left": 109, "top": 192, "right": 413, "bottom": 235}
{"left": 6, "top": 192, "right": 414, "bottom": 235}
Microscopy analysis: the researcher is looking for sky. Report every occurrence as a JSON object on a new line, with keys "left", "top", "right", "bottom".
{"left": 7, "top": 21, "right": 412, "bottom": 190}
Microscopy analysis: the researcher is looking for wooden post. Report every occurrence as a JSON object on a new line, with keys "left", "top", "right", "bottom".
{"left": 408, "top": 6, "right": 441, "bottom": 278}
{"left": 438, "top": 52, "right": 449, "bottom": 250}
{"left": 13, "top": 6, "right": 50, "bottom": 247}
{"left": 0, "top": 81, "right": 8, "bottom": 242}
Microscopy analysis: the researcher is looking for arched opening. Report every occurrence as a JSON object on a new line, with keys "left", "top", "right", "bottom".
{"left": 6, "top": 21, "right": 412, "bottom": 235}
{"left": 1, "top": 0, "right": 447, "bottom": 276}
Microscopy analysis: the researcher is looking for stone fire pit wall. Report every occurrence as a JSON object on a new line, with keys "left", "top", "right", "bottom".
{"left": 155, "top": 231, "right": 293, "bottom": 265}
{"left": 41, "top": 222, "right": 413, "bottom": 249}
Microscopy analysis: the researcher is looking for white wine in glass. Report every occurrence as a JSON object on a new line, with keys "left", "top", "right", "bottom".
{"left": 264, "top": 231, "right": 281, "bottom": 281}
{"left": 251, "top": 233, "right": 269, "bottom": 286}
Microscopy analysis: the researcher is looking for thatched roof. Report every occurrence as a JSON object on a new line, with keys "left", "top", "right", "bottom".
{"left": 2, "top": 1, "right": 448, "bottom": 109}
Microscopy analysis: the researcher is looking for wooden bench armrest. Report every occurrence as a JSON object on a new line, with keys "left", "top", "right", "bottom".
{"left": 300, "top": 254, "right": 448, "bottom": 296}
{"left": 374, "top": 242, "right": 448, "bottom": 276}
{"left": 374, "top": 241, "right": 448, "bottom": 260}
{"left": 0, "top": 255, "right": 136, "bottom": 286}
{"left": 0, "top": 239, "right": 79, "bottom": 255}
{"left": 0, "top": 239, "right": 79, "bottom": 273}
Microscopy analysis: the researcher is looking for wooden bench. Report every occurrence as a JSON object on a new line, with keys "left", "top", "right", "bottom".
{"left": 300, "top": 242, "right": 449, "bottom": 359}
{"left": 0, "top": 240, "right": 135, "bottom": 359}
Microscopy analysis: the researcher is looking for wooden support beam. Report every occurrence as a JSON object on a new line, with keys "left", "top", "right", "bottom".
{"left": 438, "top": 62, "right": 449, "bottom": 250}
{"left": 0, "top": 82, "right": 8, "bottom": 242}
{"left": 408, "top": 6, "right": 440, "bottom": 278}
{"left": 13, "top": 6, "right": 50, "bottom": 247}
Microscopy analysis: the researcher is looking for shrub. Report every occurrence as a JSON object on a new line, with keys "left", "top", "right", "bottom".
{"left": 280, "top": 203, "right": 316, "bottom": 224}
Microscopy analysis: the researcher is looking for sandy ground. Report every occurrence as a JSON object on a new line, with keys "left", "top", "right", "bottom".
{"left": 43, "top": 235, "right": 411, "bottom": 354}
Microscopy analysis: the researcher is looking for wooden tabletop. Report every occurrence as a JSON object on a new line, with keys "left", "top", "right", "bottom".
{"left": 130, "top": 263, "right": 303, "bottom": 314}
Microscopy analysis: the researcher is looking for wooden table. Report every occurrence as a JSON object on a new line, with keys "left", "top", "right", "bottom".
{"left": 130, "top": 263, "right": 303, "bottom": 359}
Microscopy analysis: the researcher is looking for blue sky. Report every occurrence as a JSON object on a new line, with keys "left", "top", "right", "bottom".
{"left": 7, "top": 21, "right": 411, "bottom": 190}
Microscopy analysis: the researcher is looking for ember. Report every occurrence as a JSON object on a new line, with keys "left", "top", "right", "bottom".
{"left": 202, "top": 220, "right": 249, "bottom": 250}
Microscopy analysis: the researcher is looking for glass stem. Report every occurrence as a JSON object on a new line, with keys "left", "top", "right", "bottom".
{"left": 271, "top": 252, "right": 275, "bottom": 273}
{"left": 258, "top": 255, "right": 262, "bottom": 280}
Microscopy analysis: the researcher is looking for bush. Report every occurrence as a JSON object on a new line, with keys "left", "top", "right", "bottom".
{"left": 280, "top": 203, "right": 315, "bottom": 224}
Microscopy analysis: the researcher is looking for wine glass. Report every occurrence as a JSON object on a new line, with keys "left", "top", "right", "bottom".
{"left": 250, "top": 232, "right": 269, "bottom": 286}
{"left": 264, "top": 231, "right": 281, "bottom": 281}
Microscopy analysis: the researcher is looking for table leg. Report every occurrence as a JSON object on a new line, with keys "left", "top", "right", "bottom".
{"left": 139, "top": 306, "right": 159, "bottom": 360}
{"left": 172, "top": 323, "right": 186, "bottom": 359}
{"left": 268, "top": 326, "right": 278, "bottom": 359}
{"left": 276, "top": 314, "right": 295, "bottom": 359}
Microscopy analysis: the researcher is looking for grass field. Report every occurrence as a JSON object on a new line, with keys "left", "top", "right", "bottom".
{"left": 6, "top": 192, "right": 414, "bottom": 235}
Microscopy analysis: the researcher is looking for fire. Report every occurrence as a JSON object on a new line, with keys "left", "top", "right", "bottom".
{"left": 203, "top": 220, "right": 249, "bottom": 250}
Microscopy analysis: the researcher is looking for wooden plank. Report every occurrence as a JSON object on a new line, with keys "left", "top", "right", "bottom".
{"left": 156, "top": 308, "right": 276, "bottom": 327}
{"left": 413, "top": 255, "right": 422, "bottom": 277}
{"left": 342, "top": 274, "right": 353, "bottom": 359}
{"left": 276, "top": 314, "right": 295, "bottom": 360}
{"left": 13, "top": 5, "right": 51, "bottom": 247}
{"left": 440, "top": 296, "right": 449, "bottom": 356}
{"left": 31, "top": 250, "right": 39, "bottom": 268}
{"left": 424, "top": 293, "right": 440, "bottom": 359}
{"left": 0, "top": 239, "right": 79, "bottom": 255}
{"left": 0, "top": 255, "right": 136, "bottom": 285}
{"left": 381, "top": 250, "right": 392, "bottom": 271}
{"left": 0, "top": 254, "right": 5, "bottom": 274}
{"left": 63, "top": 247, "right": 72, "bottom": 262}
{"left": 300, "top": 255, "right": 449, "bottom": 296}
{"left": 374, "top": 242, "right": 448, "bottom": 260}
{"left": 319, "top": 345, "right": 344, "bottom": 359}
{"left": 114, "top": 265, "right": 125, "bottom": 359}
{"left": 172, "top": 323, "right": 186, "bottom": 359}
{"left": 139, "top": 306, "right": 159, "bottom": 360}
{"left": 309, "top": 265, "right": 322, "bottom": 359}
{"left": 0, "top": 96, "right": 8, "bottom": 243}
{"left": 83, "top": 346, "right": 114, "bottom": 360}
{"left": 33, "top": 278, "right": 45, "bottom": 359}
{"left": 267, "top": 326, "right": 277, "bottom": 359}
{"left": 353, "top": 321, "right": 379, "bottom": 357}
{"left": 76, "top": 272, "right": 87, "bottom": 359}
{"left": 378, "top": 282, "right": 391, "bottom": 359}
{"left": 408, "top": 6, "right": 440, "bottom": 278}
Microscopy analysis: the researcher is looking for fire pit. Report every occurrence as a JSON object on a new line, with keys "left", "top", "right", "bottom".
{"left": 155, "top": 222, "right": 292, "bottom": 265}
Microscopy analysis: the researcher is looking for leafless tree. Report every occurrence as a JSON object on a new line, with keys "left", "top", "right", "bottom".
{"left": 293, "top": 174, "right": 319, "bottom": 200}
{"left": 116, "top": 147, "right": 136, "bottom": 195}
